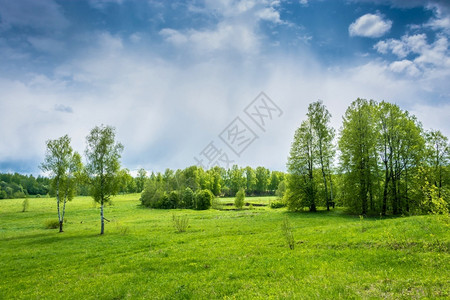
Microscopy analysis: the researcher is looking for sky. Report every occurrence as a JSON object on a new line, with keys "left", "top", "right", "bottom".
{"left": 0, "top": 0, "right": 449, "bottom": 175}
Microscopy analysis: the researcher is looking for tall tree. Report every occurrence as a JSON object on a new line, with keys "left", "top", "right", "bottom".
{"left": 136, "top": 168, "right": 147, "bottom": 192}
{"left": 255, "top": 166, "right": 270, "bottom": 195}
{"left": 339, "top": 99, "right": 378, "bottom": 215}
{"left": 287, "top": 119, "right": 317, "bottom": 211}
{"left": 85, "top": 125, "right": 124, "bottom": 235}
{"left": 40, "top": 135, "right": 82, "bottom": 232}
{"left": 307, "top": 101, "right": 335, "bottom": 210}
{"left": 426, "top": 130, "right": 449, "bottom": 199}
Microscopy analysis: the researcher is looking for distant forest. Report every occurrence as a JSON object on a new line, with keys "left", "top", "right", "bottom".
{"left": 0, "top": 166, "right": 284, "bottom": 200}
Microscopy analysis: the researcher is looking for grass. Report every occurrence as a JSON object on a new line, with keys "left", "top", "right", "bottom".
{"left": 0, "top": 194, "right": 449, "bottom": 299}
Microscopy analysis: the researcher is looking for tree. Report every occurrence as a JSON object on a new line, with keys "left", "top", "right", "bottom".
{"left": 287, "top": 119, "right": 317, "bottom": 211}
{"left": 255, "top": 166, "right": 270, "bottom": 195}
{"left": 85, "top": 125, "right": 124, "bottom": 235}
{"left": 426, "top": 130, "right": 449, "bottom": 199}
{"left": 136, "top": 168, "right": 147, "bottom": 192}
{"left": 40, "top": 135, "right": 82, "bottom": 232}
{"left": 307, "top": 101, "right": 335, "bottom": 210}
{"left": 339, "top": 99, "right": 378, "bottom": 215}
{"left": 235, "top": 188, "right": 245, "bottom": 209}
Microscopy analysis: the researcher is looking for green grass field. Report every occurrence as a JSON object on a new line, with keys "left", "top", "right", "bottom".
{"left": 1, "top": 195, "right": 449, "bottom": 299}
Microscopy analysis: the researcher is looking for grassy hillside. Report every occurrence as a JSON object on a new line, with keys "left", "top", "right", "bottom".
{"left": 0, "top": 195, "right": 449, "bottom": 299}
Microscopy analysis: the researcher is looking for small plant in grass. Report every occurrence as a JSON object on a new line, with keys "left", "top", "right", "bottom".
{"left": 172, "top": 214, "right": 189, "bottom": 233}
{"left": 235, "top": 188, "right": 245, "bottom": 209}
{"left": 44, "top": 219, "right": 60, "bottom": 229}
{"left": 281, "top": 217, "right": 295, "bottom": 250}
{"left": 22, "top": 198, "right": 29, "bottom": 212}
{"left": 359, "top": 215, "right": 367, "bottom": 232}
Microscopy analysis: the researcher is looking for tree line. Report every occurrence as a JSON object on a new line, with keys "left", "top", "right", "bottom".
{"left": 139, "top": 165, "right": 286, "bottom": 209}
{"left": 0, "top": 173, "right": 50, "bottom": 199}
{"left": 286, "top": 98, "right": 449, "bottom": 215}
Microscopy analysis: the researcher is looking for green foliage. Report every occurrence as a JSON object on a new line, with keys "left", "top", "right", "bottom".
{"left": 269, "top": 199, "right": 286, "bottom": 209}
{"left": 0, "top": 173, "right": 50, "bottom": 197}
{"left": 275, "top": 180, "right": 286, "bottom": 199}
{"left": 22, "top": 198, "right": 29, "bottom": 212}
{"left": 85, "top": 125, "right": 123, "bottom": 234}
{"left": 281, "top": 217, "right": 295, "bottom": 250}
{"left": 234, "top": 188, "right": 245, "bottom": 209}
{"left": 418, "top": 167, "right": 449, "bottom": 215}
{"left": 182, "top": 187, "right": 195, "bottom": 209}
{"left": 44, "top": 219, "right": 60, "bottom": 229}
{"left": 40, "top": 134, "right": 82, "bottom": 232}
{"left": 194, "top": 189, "right": 213, "bottom": 210}
{"left": 172, "top": 214, "right": 189, "bottom": 233}
{"left": 168, "top": 191, "right": 180, "bottom": 209}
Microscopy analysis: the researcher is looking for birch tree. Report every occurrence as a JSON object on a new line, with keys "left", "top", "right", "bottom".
{"left": 40, "top": 135, "right": 82, "bottom": 232}
{"left": 85, "top": 125, "right": 123, "bottom": 235}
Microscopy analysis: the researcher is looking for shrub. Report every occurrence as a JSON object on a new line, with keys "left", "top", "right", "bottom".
{"left": 235, "top": 188, "right": 245, "bottom": 209}
{"left": 195, "top": 189, "right": 213, "bottom": 210}
{"left": 44, "top": 219, "right": 60, "bottom": 229}
{"left": 182, "top": 187, "right": 195, "bottom": 209}
{"left": 168, "top": 191, "right": 180, "bottom": 209}
{"left": 172, "top": 214, "right": 189, "bottom": 232}
{"left": 22, "top": 198, "right": 29, "bottom": 212}
{"left": 270, "top": 200, "right": 286, "bottom": 209}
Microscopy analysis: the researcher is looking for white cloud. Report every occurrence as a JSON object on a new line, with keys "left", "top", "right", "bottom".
{"left": 374, "top": 33, "right": 450, "bottom": 77}
{"left": 374, "top": 34, "right": 428, "bottom": 58}
{"left": 256, "top": 7, "right": 282, "bottom": 24}
{"left": 349, "top": 13, "right": 392, "bottom": 38}
{"left": 389, "top": 60, "right": 421, "bottom": 76}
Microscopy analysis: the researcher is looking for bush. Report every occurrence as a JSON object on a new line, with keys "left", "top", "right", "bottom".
{"left": 195, "top": 189, "right": 213, "bottom": 210}
{"left": 168, "top": 191, "right": 180, "bottom": 209}
{"left": 182, "top": 187, "right": 195, "bottom": 209}
{"left": 235, "top": 188, "right": 245, "bottom": 209}
{"left": 44, "top": 219, "right": 60, "bottom": 229}
{"left": 172, "top": 214, "right": 189, "bottom": 232}
{"left": 270, "top": 200, "right": 286, "bottom": 209}
{"left": 22, "top": 198, "right": 29, "bottom": 212}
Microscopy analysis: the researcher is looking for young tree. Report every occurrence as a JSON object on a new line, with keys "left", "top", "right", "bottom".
{"left": 235, "top": 188, "right": 245, "bottom": 209}
{"left": 85, "top": 125, "right": 124, "bottom": 235}
{"left": 40, "top": 135, "right": 82, "bottom": 232}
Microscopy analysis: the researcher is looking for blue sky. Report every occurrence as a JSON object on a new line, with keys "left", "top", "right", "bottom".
{"left": 0, "top": 0, "right": 449, "bottom": 175}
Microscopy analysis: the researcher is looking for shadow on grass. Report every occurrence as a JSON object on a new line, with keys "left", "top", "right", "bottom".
{"left": 0, "top": 231, "right": 103, "bottom": 244}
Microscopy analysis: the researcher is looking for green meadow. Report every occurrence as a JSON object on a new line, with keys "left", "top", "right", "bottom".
{"left": 1, "top": 195, "right": 449, "bottom": 299}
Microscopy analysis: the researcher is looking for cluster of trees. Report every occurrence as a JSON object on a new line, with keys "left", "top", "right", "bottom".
{"left": 0, "top": 173, "right": 50, "bottom": 199}
{"left": 139, "top": 165, "right": 286, "bottom": 209}
{"left": 40, "top": 125, "right": 124, "bottom": 234}
{"left": 286, "top": 99, "right": 449, "bottom": 216}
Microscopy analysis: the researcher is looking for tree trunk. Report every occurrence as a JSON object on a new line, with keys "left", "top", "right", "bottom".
{"left": 100, "top": 200, "right": 104, "bottom": 235}
{"left": 56, "top": 178, "right": 62, "bottom": 232}
{"left": 382, "top": 161, "right": 389, "bottom": 216}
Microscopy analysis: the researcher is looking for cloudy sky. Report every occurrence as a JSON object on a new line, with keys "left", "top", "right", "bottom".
{"left": 0, "top": 0, "right": 449, "bottom": 175}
